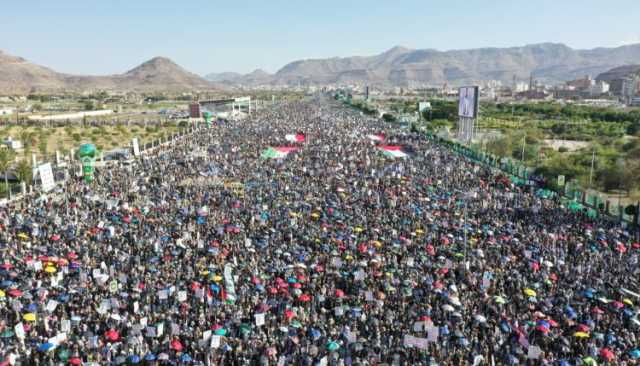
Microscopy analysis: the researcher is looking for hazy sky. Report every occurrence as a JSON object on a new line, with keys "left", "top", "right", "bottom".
{"left": 2, "top": 0, "right": 639, "bottom": 76}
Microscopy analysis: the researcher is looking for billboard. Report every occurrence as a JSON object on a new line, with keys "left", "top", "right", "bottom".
{"left": 418, "top": 102, "right": 431, "bottom": 112}
{"left": 189, "top": 103, "right": 201, "bottom": 119}
{"left": 458, "top": 86, "right": 479, "bottom": 118}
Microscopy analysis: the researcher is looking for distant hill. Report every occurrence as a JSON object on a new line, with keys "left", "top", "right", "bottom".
{"left": 213, "top": 43, "right": 640, "bottom": 87}
{"left": 0, "top": 51, "right": 219, "bottom": 94}
{"left": 205, "top": 69, "right": 274, "bottom": 85}
{"left": 204, "top": 71, "right": 243, "bottom": 83}
{"left": 596, "top": 64, "right": 640, "bottom": 82}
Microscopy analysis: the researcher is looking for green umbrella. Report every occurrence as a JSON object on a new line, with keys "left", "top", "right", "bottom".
{"left": 57, "top": 348, "right": 71, "bottom": 361}
{"left": 327, "top": 341, "right": 341, "bottom": 351}
{"left": 0, "top": 329, "right": 14, "bottom": 338}
{"left": 239, "top": 324, "right": 251, "bottom": 335}
{"left": 214, "top": 328, "right": 227, "bottom": 336}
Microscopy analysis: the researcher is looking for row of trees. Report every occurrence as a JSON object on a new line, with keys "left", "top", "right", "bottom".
{"left": 481, "top": 129, "right": 640, "bottom": 193}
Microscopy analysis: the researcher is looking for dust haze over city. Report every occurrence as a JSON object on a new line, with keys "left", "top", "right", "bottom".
{"left": 1, "top": 1, "right": 640, "bottom": 365}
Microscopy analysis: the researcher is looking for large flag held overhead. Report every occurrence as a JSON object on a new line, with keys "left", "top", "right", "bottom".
{"left": 285, "top": 133, "right": 306, "bottom": 143}
{"left": 366, "top": 133, "right": 385, "bottom": 142}
{"left": 378, "top": 145, "right": 408, "bottom": 158}
{"left": 261, "top": 147, "right": 299, "bottom": 159}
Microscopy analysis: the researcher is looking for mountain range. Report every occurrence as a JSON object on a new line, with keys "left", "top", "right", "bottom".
{"left": 207, "top": 43, "right": 640, "bottom": 87}
{"left": 0, "top": 51, "right": 219, "bottom": 94}
{"left": 2, "top": 42, "right": 640, "bottom": 94}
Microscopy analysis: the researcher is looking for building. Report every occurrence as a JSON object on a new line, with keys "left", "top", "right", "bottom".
{"left": 566, "top": 75, "right": 594, "bottom": 90}
{"left": 630, "top": 97, "right": 640, "bottom": 107}
{"left": 0, "top": 107, "right": 14, "bottom": 116}
{"left": 588, "top": 81, "right": 610, "bottom": 96}
{"left": 3, "top": 137, "right": 22, "bottom": 150}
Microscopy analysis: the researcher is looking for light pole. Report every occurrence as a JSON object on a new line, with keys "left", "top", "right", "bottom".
{"left": 589, "top": 147, "right": 596, "bottom": 190}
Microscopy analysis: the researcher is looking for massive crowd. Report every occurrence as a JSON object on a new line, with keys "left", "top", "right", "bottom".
{"left": 1, "top": 98, "right": 639, "bottom": 365}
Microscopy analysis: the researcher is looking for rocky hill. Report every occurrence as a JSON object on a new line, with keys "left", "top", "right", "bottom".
{"left": 0, "top": 51, "right": 219, "bottom": 94}
{"left": 214, "top": 43, "right": 640, "bottom": 87}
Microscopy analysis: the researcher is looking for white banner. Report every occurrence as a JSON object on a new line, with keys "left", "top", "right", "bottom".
{"left": 38, "top": 163, "right": 55, "bottom": 192}
{"left": 132, "top": 138, "right": 140, "bottom": 157}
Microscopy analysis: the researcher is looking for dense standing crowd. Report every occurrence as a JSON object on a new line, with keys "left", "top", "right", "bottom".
{"left": 1, "top": 98, "right": 639, "bottom": 365}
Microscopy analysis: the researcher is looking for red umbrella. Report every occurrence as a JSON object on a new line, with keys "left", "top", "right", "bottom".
{"left": 67, "top": 252, "right": 78, "bottom": 260}
{"left": 334, "top": 289, "right": 345, "bottom": 298}
{"left": 252, "top": 277, "right": 261, "bottom": 285}
{"left": 535, "top": 325, "right": 550, "bottom": 334}
{"left": 592, "top": 307, "right": 605, "bottom": 315}
{"left": 50, "top": 234, "right": 60, "bottom": 241}
{"left": 191, "top": 282, "right": 201, "bottom": 291}
{"left": 105, "top": 329, "right": 120, "bottom": 342}
{"left": 611, "top": 301, "right": 624, "bottom": 309}
{"left": 599, "top": 348, "right": 615, "bottom": 362}
{"left": 268, "top": 287, "right": 278, "bottom": 295}
{"left": 8, "top": 289, "right": 22, "bottom": 298}
{"left": 69, "top": 357, "right": 82, "bottom": 365}
{"left": 547, "top": 318, "right": 559, "bottom": 327}
{"left": 211, "top": 324, "right": 223, "bottom": 331}
{"left": 284, "top": 310, "right": 296, "bottom": 320}
{"left": 0, "top": 263, "right": 13, "bottom": 270}
{"left": 576, "top": 324, "right": 590, "bottom": 332}
{"left": 426, "top": 244, "right": 436, "bottom": 256}
{"left": 291, "top": 283, "right": 302, "bottom": 289}
{"left": 433, "top": 281, "right": 444, "bottom": 290}
{"left": 315, "top": 265, "right": 324, "bottom": 273}
{"left": 170, "top": 338, "right": 183, "bottom": 352}
{"left": 296, "top": 274, "right": 306, "bottom": 282}
{"left": 298, "top": 294, "right": 311, "bottom": 302}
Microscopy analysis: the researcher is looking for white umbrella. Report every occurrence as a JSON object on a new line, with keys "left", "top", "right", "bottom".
{"left": 474, "top": 315, "right": 487, "bottom": 323}
{"left": 442, "top": 304, "right": 455, "bottom": 312}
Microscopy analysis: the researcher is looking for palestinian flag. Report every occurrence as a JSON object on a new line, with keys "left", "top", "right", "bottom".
{"left": 261, "top": 147, "right": 298, "bottom": 159}
{"left": 378, "top": 145, "right": 408, "bottom": 158}
{"left": 285, "top": 133, "right": 306, "bottom": 142}
{"left": 366, "top": 133, "right": 385, "bottom": 142}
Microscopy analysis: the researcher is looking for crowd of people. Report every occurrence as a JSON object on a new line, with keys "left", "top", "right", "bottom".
{"left": 1, "top": 97, "right": 639, "bottom": 365}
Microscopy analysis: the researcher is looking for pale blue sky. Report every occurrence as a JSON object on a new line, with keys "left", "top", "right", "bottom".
{"left": 1, "top": 0, "right": 639, "bottom": 75}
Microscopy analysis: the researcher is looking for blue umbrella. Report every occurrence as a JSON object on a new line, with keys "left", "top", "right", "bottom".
{"left": 127, "top": 355, "right": 141, "bottom": 364}
{"left": 144, "top": 353, "right": 156, "bottom": 361}
{"left": 38, "top": 342, "right": 56, "bottom": 352}
{"left": 27, "top": 303, "right": 38, "bottom": 312}
{"left": 630, "top": 349, "right": 640, "bottom": 358}
{"left": 180, "top": 354, "right": 193, "bottom": 362}
{"left": 309, "top": 328, "right": 322, "bottom": 340}
{"left": 1, "top": 280, "right": 14, "bottom": 288}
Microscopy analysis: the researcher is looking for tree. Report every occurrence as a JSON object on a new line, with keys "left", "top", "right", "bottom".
{"left": 15, "top": 160, "right": 32, "bottom": 186}
{"left": 38, "top": 139, "right": 48, "bottom": 160}
{"left": 0, "top": 149, "right": 15, "bottom": 198}
{"left": 84, "top": 100, "right": 95, "bottom": 111}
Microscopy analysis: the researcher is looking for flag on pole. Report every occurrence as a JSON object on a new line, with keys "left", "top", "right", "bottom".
{"left": 377, "top": 145, "right": 408, "bottom": 158}
{"left": 261, "top": 147, "right": 299, "bottom": 159}
{"left": 366, "top": 133, "right": 385, "bottom": 142}
{"left": 285, "top": 133, "right": 306, "bottom": 143}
